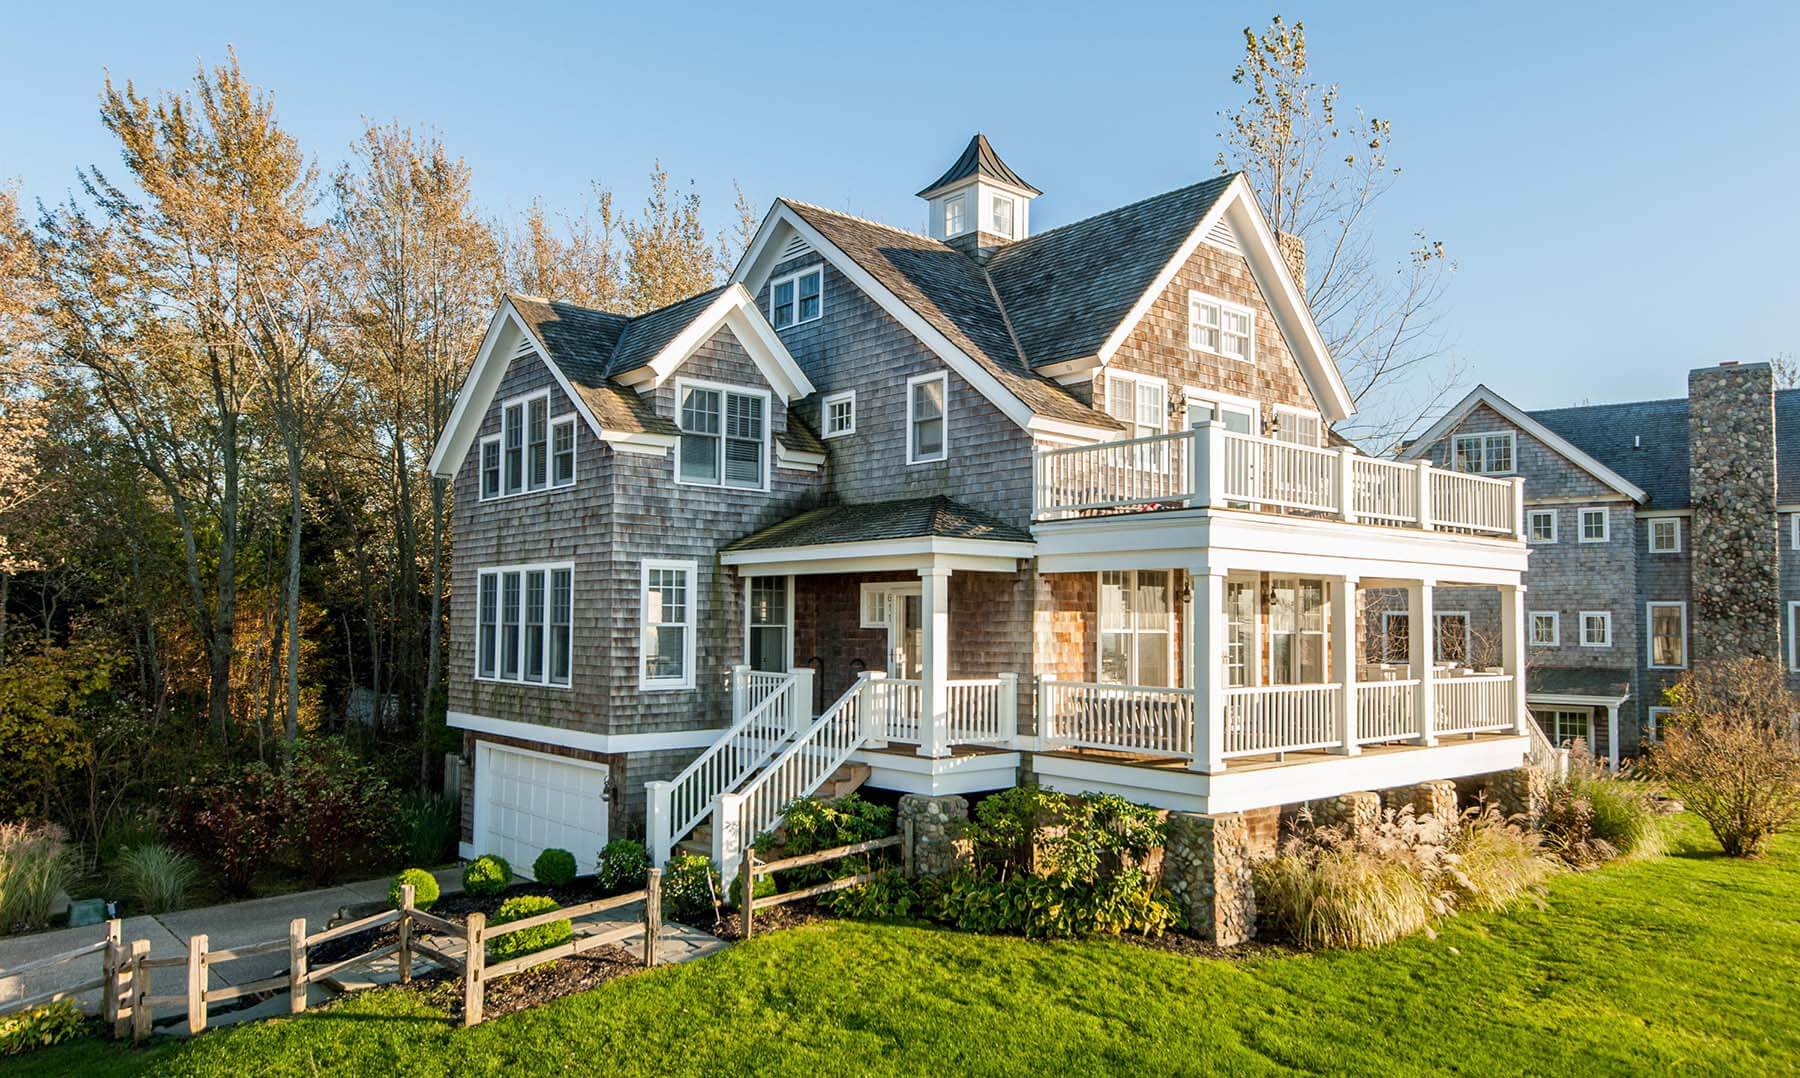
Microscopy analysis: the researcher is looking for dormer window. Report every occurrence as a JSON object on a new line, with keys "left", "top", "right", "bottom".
{"left": 677, "top": 380, "right": 768, "bottom": 491}
{"left": 769, "top": 266, "right": 823, "bottom": 329}
{"left": 990, "top": 195, "right": 1015, "bottom": 237}
{"left": 943, "top": 194, "right": 966, "bottom": 237}
{"left": 1188, "top": 292, "right": 1253, "bottom": 361}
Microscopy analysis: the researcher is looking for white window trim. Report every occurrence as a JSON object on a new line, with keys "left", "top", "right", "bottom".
{"left": 1647, "top": 517, "right": 1682, "bottom": 553}
{"left": 1646, "top": 706, "right": 1672, "bottom": 744}
{"left": 1105, "top": 371, "right": 1169, "bottom": 438}
{"left": 1579, "top": 507, "right": 1610, "bottom": 544}
{"left": 1225, "top": 572, "right": 1261, "bottom": 688}
{"left": 1273, "top": 404, "right": 1324, "bottom": 447}
{"left": 767, "top": 264, "right": 824, "bottom": 330}
{"left": 674, "top": 378, "right": 772, "bottom": 493}
{"left": 482, "top": 389, "right": 572, "bottom": 502}
{"left": 1096, "top": 569, "right": 1177, "bottom": 687}
{"left": 1529, "top": 610, "right": 1560, "bottom": 648}
{"left": 1527, "top": 509, "right": 1558, "bottom": 545}
{"left": 640, "top": 559, "right": 698, "bottom": 691}
{"left": 743, "top": 575, "right": 795, "bottom": 671}
{"left": 990, "top": 193, "right": 1015, "bottom": 238}
{"left": 1789, "top": 601, "right": 1800, "bottom": 671}
{"left": 1184, "top": 385, "right": 1261, "bottom": 435}
{"left": 475, "top": 561, "right": 575, "bottom": 689}
{"left": 943, "top": 193, "right": 967, "bottom": 237}
{"left": 906, "top": 371, "right": 949, "bottom": 465}
{"left": 479, "top": 434, "right": 502, "bottom": 499}
{"left": 1645, "top": 601, "right": 1688, "bottom": 670}
{"left": 1790, "top": 513, "right": 1800, "bottom": 551}
{"left": 1451, "top": 431, "right": 1517, "bottom": 476}
{"left": 1580, "top": 610, "right": 1613, "bottom": 648}
{"left": 1379, "top": 610, "right": 1411, "bottom": 663}
{"left": 1186, "top": 290, "right": 1255, "bottom": 362}
{"left": 822, "top": 390, "right": 856, "bottom": 439}
{"left": 550, "top": 414, "right": 577, "bottom": 488}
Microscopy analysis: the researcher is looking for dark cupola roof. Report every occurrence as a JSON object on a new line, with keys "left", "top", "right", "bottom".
{"left": 916, "top": 133, "right": 1042, "bottom": 198}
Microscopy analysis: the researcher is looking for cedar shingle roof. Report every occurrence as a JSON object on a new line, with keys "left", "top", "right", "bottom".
{"left": 725, "top": 495, "right": 1031, "bottom": 552}
{"left": 778, "top": 413, "right": 826, "bottom": 456}
{"left": 916, "top": 133, "right": 1042, "bottom": 198}
{"left": 607, "top": 286, "right": 727, "bottom": 378}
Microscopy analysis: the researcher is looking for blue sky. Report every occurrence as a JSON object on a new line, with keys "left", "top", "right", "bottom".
{"left": 5, "top": 1, "right": 1796, "bottom": 411}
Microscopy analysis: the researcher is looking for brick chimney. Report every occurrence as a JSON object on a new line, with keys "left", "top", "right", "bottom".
{"left": 1688, "top": 361, "right": 1780, "bottom": 661}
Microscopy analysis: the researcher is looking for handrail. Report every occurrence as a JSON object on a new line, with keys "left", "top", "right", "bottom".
{"left": 658, "top": 670, "right": 802, "bottom": 859}
{"left": 725, "top": 678, "right": 871, "bottom": 879}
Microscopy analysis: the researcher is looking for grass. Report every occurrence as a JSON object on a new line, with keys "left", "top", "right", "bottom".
{"left": 21, "top": 816, "right": 1800, "bottom": 1077}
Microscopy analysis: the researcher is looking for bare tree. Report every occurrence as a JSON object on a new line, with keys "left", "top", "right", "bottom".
{"left": 504, "top": 186, "right": 625, "bottom": 311}
{"left": 1217, "top": 16, "right": 1461, "bottom": 451}
{"left": 623, "top": 162, "right": 719, "bottom": 313}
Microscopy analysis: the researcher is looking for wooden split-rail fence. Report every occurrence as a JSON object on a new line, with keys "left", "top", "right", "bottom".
{"left": 737, "top": 820, "right": 912, "bottom": 940}
{"left": 0, "top": 871, "right": 670, "bottom": 1041}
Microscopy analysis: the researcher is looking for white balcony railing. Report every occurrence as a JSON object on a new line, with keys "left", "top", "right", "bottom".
{"left": 1355, "top": 679, "right": 1421, "bottom": 745}
{"left": 1435, "top": 674, "right": 1516, "bottom": 735}
{"left": 1033, "top": 424, "right": 1522, "bottom": 537}
{"left": 863, "top": 674, "right": 1017, "bottom": 747}
{"left": 1223, "top": 684, "right": 1343, "bottom": 758}
{"left": 1039, "top": 680, "right": 1195, "bottom": 756}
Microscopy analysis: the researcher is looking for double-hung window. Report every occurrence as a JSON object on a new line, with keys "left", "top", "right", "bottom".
{"left": 476, "top": 563, "right": 573, "bottom": 686}
{"left": 747, "top": 576, "right": 791, "bottom": 671}
{"left": 1099, "top": 570, "right": 1173, "bottom": 686}
{"left": 677, "top": 381, "right": 767, "bottom": 490}
{"left": 552, "top": 416, "right": 576, "bottom": 486}
{"left": 502, "top": 401, "right": 525, "bottom": 494}
{"left": 990, "top": 194, "right": 1015, "bottom": 237}
{"left": 1647, "top": 602, "right": 1687, "bottom": 669}
{"left": 641, "top": 560, "right": 696, "bottom": 689}
{"left": 1451, "top": 431, "right": 1515, "bottom": 475}
{"left": 1648, "top": 518, "right": 1681, "bottom": 553}
{"left": 1188, "top": 291, "right": 1253, "bottom": 360}
{"left": 1527, "top": 509, "right": 1557, "bottom": 544}
{"left": 1269, "top": 577, "right": 1326, "bottom": 684}
{"left": 483, "top": 391, "right": 573, "bottom": 499}
{"left": 480, "top": 437, "right": 501, "bottom": 499}
{"left": 1106, "top": 373, "right": 1166, "bottom": 439}
{"left": 907, "top": 372, "right": 948, "bottom": 464}
{"left": 1580, "top": 507, "right": 1609, "bottom": 543}
{"left": 943, "top": 194, "right": 966, "bottom": 236}
{"left": 769, "top": 266, "right": 823, "bottom": 329}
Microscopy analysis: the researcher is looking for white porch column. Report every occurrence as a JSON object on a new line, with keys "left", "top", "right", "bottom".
{"left": 1186, "top": 567, "right": 1228, "bottom": 773}
{"left": 1605, "top": 704, "right": 1620, "bottom": 772}
{"left": 645, "top": 780, "right": 673, "bottom": 867}
{"left": 1332, "top": 576, "right": 1360, "bottom": 755}
{"left": 918, "top": 566, "right": 951, "bottom": 758}
{"left": 1500, "top": 583, "right": 1528, "bottom": 735}
{"left": 1410, "top": 579, "right": 1438, "bottom": 746}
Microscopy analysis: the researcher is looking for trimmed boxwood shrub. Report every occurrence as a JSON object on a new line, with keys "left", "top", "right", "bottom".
{"left": 596, "top": 839, "right": 651, "bottom": 894}
{"left": 463, "top": 854, "right": 512, "bottom": 898}
{"left": 488, "top": 895, "right": 571, "bottom": 963}
{"left": 532, "top": 848, "right": 578, "bottom": 887}
{"left": 388, "top": 867, "right": 441, "bottom": 910}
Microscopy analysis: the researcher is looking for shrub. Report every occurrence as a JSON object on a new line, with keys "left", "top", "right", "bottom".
{"left": 533, "top": 848, "right": 578, "bottom": 887}
{"left": 388, "top": 868, "right": 441, "bottom": 911}
{"left": 276, "top": 739, "right": 397, "bottom": 885}
{"left": 1540, "top": 783, "right": 1617, "bottom": 868}
{"left": 596, "top": 840, "right": 650, "bottom": 894}
{"left": 826, "top": 868, "right": 923, "bottom": 921}
{"left": 463, "top": 854, "right": 512, "bottom": 897}
{"left": 0, "top": 999, "right": 84, "bottom": 1057}
{"left": 1651, "top": 657, "right": 1800, "bottom": 857}
{"left": 0, "top": 823, "right": 76, "bottom": 933}
{"left": 758, "top": 793, "right": 896, "bottom": 889}
{"left": 662, "top": 852, "right": 720, "bottom": 922}
{"left": 398, "top": 793, "right": 460, "bottom": 865}
{"left": 1573, "top": 772, "right": 1665, "bottom": 860}
{"left": 1447, "top": 805, "right": 1558, "bottom": 913}
{"left": 112, "top": 844, "right": 199, "bottom": 914}
{"left": 168, "top": 763, "right": 281, "bottom": 896}
{"left": 488, "top": 895, "right": 571, "bottom": 964}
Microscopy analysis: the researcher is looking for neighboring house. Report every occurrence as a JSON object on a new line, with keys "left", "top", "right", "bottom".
{"left": 1403, "top": 362, "right": 1791, "bottom": 767}
{"left": 427, "top": 135, "right": 1534, "bottom": 908}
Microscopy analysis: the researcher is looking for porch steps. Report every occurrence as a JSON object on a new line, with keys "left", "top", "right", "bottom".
{"left": 672, "top": 762, "right": 873, "bottom": 859}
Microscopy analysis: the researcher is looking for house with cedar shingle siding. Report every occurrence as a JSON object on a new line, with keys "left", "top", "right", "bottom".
{"left": 428, "top": 136, "right": 1538, "bottom": 931}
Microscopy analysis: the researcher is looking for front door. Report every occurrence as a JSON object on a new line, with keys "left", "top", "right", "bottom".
{"left": 887, "top": 589, "right": 924, "bottom": 679}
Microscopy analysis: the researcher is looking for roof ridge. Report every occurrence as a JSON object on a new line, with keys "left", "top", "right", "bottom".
{"left": 779, "top": 198, "right": 940, "bottom": 244}
{"left": 1530, "top": 394, "right": 1691, "bottom": 416}
{"left": 625, "top": 282, "right": 728, "bottom": 324}
{"left": 990, "top": 172, "right": 1239, "bottom": 263}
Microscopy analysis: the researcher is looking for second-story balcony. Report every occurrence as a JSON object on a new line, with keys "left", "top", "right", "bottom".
{"left": 1033, "top": 421, "right": 1525, "bottom": 539}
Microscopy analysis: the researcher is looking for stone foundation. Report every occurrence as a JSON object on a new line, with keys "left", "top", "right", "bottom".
{"left": 1485, "top": 765, "right": 1549, "bottom": 824}
{"left": 897, "top": 794, "right": 969, "bottom": 877}
{"left": 1386, "top": 780, "right": 1459, "bottom": 828}
{"left": 1306, "top": 790, "right": 1380, "bottom": 839}
{"left": 1162, "top": 812, "right": 1256, "bottom": 946}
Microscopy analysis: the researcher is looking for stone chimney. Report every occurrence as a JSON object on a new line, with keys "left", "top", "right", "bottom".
{"left": 1277, "top": 232, "right": 1307, "bottom": 294}
{"left": 1688, "top": 361, "right": 1780, "bottom": 661}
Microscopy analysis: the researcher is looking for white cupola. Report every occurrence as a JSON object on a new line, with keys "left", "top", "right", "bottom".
{"left": 917, "top": 133, "right": 1040, "bottom": 250}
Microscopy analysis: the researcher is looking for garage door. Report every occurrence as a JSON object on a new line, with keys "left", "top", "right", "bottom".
{"left": 473, "top": 743, "right": 609, "bottom": 878}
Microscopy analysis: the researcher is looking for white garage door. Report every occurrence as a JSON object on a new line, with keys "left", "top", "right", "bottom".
{"left": 474, "top": 743, "right": 609, "bottom": 878}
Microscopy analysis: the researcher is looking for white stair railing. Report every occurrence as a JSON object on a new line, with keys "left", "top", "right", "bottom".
{"left": 646, "top": 669, "right": 808, "bottom": 865}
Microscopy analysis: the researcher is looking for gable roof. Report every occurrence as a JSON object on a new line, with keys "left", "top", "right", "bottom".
{"left": 1400, "top": 385, "right": 1650, "bottom": 504}
{"left": 916, "top": 133, "right": 1041, "bottom": 198}
{"left": 724, "top": 494, "right": 1031, "bottom": 552}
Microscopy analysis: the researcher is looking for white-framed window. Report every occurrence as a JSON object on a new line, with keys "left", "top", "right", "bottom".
{"left": 906, "top": 371, "right": 948, "bottom": 464}
{"left": 1792, "top": 513, "right": 1800, "bottom": 551}
{"left": 482, "top": 390, "right": 573, "bottom": 500}
{"left": 1527, "top": 509, "right": 1557, "bottom": 544}
{"left": 1451, "top": 431, "right": 1516, "bottom": 475}
{"left": 1379, "top": 611, "right": 1411, "bottom": 663}
{"left": 552, "top": 416, "right": 577, "bottom": 486}
{"left": 1273, "top": 406, "right": 1322, "bottom": 447}
{"left": 943, "top": 194, "right": 966, "bottom": 236}
{"left": 1646, "top": 601, "right": 1687, "bottom": 669}
{"left": 1185, "top": 387, "right": 1260, "bottom": 437}
{"left": 1534, "top": 707, "right": 1592, "bottom": 749}
{"left": 640, "top": 560, "right": 696, "bottom": 690}
{"left": 1580, "top": 611, "right": 1613, "bottom": 648}
{"left": 1647, "top": 517, "right": 1681, "bottom": 553}
{"left": 676, "top": 380, "right": 768, "bottom": 491}
{"left": 1187, "top": 291, "right": 1254, "bottom": 361}
{"left": 1269, "top": 576, "right": 1327, "bottom": 684}
{"left": 1646, "top": 706, "right": 1672, "bottom": 744}
{"left": 1099, "top": 570, "right": 1174, "bottom": 686}
{"left": 768, "top": 265, "right": 824, "bottom": 330}
{"left": 1790, "top": 601, "right": 1800, "bottom": 671}
{"left": 823, "top": 391, "right": 856, "bottom": 438}
{"left": 745, "top": 575, "right": 792, "bottom": 672}
{"left": 1435, "top": 611, "right": 1472, "bottom": 664}
{"left": 1225, "top": 575, "right": 1259, "bottom": 688}
{"left": 480, "top": 436, "right": 501, "bottom": 499}
{"left": 1530, "top": 611, "right": 1560, "bottom": 647}
{"left": 990, "top": 194, "right": 1015, "bottom": 237}
{"left": 1106, "top": 372, "right": 1167, "bottom": 439}
{"left": 1579, "top": 507, "right": 1610, "bottom": 543}
{"left": 476, "top": 562, "right": 573, "bottom": 687}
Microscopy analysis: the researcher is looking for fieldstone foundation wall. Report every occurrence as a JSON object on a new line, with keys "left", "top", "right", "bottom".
{"left": 1484, "top": 765, "right": 1550, "bottom": 824}
{"left": 1386, "top": 780, "right": 1459, "bottom": 828}
{"left": 1305, "top": 790, "right": 1381, "bottom": 839}
{"left": 1688, "top": 363, "right": 1781, "bottom": 662}
{"left": 898, "top": 794, "right": 969, "bottom": 877}
{"left": 1162, "top": 812, "right": 1256, "bottom": 946}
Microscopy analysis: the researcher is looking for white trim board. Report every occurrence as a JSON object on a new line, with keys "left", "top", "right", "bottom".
{"left": 447, "top": 712, "right": 723, "bottom": 754}
{"left": 1400, "top": 386, "right": 1648, "bottom": 503}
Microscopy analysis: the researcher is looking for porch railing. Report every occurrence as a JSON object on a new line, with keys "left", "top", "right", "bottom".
{"left": 1355, "top": 679, "right": 1421, "bottom": 745}
{"left": 1434, "top": 674, "right": 1516, "bottom": 735}
{"left": 864, "top": 677, "right": 923, "bottom": 744}
{"left": 1223, "top": 684, "right": 1342, "bottom": 757}
{"left": 1039, "top": 680, "right": 1195, "bottom": 756}
{"left": 863, "top": 675, "right": 1017, "bottom": 747}
{"left": 1033, "top": 424, "right": 1521, "bottom": 537}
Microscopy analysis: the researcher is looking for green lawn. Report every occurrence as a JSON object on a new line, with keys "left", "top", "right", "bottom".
{"left": 22, "top": 816, "right": 1800, "bottom": 1077}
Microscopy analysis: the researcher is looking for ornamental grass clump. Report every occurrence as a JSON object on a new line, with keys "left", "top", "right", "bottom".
{"left": 1447, "top": 804, "right": 1558, "bottom": 913}
{"left": 488, "top": 895, "right": 571, "bottom": 964}
{"left": 113, "top": 843, "right": 200, "bottom": 914}
{"left": 0, "top": 822, "right": 76, "bottom": 934}
{"left": 1253, "top": 807, "right": 1453, "bottom": 951}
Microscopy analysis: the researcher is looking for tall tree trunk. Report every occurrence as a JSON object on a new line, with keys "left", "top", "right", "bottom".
{"left": 282, "top": 431, "right": 303, "bottom": 744}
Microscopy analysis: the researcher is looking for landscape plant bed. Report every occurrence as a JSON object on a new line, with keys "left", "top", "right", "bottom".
{"left": 311, "top": 878, "right": 637, "bottom": 968}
